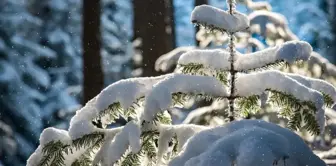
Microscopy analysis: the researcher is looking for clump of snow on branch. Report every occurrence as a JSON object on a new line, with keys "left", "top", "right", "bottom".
{"left": 236, "top": 70, "right": 325, "bottom": 132}
{"left": 191, "top": 5, "right": 249, "bottom": 32}
{"left": 92, "top": 127, "right": 123, "bottom": 165}
{"left": 178, "top": 49, "right": 231, "bottom": 70}
{"left": 26, "top": 146, "right": 43, "bottom": 166}
{"left": 99, "top": 121, "right": 141, "bottom": 165}
{"left": 157, "top": 124, "right": 207, "bottom": 164}
{"left": 285, "top": 73, "right": 336, "bottom": 103}
{"left": 235, "top": 41, "right": 312, "bottom": 71}
{"left": 178, "top": 41, "right": 312, "bottom": 72}
{"left": 236, "top": 70, "right": 324, "bottom": 108}
{"left": 27, "top": 128, "right": 71, "bottom": 166}
{"left": 39, "top": 128, "right": 71, "bottom": 146}
{"left": 142, "top": 74, "right": 229, "bottom": 121}
{"left": 69, "top": 75, "right": 168, "bottom": 139}
{"left": 169, "top": 120, "right": 326, "bottom": 166}
{"left": 96, "top": 76, "right": 167, "bottom": 112}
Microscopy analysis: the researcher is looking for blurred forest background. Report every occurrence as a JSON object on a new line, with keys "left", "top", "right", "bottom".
{"left": 0, "top": 0, "right": 335, "bottom": 165}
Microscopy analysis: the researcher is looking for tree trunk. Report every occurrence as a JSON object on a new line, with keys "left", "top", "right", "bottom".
{"left": 82, "top": 0, "right": 104, "bottom": 104}
{"left": 133, "top": 0, "right": 175, "bottom": 76}
{"left": 194, "top": 0, "right": 208, "bottom": 46}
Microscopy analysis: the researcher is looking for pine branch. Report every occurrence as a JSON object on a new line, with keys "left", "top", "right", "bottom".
{"left": 192, "top": 22, "right": 227, "bottom": 33}
{"left": 303, "top": 111, "right": 320, "bottom": 135}
{"left": 95, "top": 102, "right": 123, "bottom": 127}
{"left": 180, "top": 63, "right": 205, "bottom": 75}
{"left": 215, "top": 70, "right": 229, "bottom": 85}
{"left": 267, "top": 89, "right": 320, "bottom": 134}
{"left": 39, "top": 141, "right": 70, "bottom": 166}
{"left": 236, "top": 95, "right": 261, "bottom": 118}
{"left": 120, "top": 111, "right": 174, "bottom": 165}
{"left": 71, "top": 135, "right": 104, "bottom": 166}
{"left": 95, "top": 98, "right": 144, "bottom": 127}
{"left": 121, "top": 152, "right": 142, "bottom": 166}
{"left": 287, "top": 109, "right": 302, "bottom": 131}
{"left": 155, "top": 112, "right": 172, "bottom": 125}
{"left": 172, "top": 92, "right": 190, "bottom": 106}
{"left": 240, "top": 60, "right": 286, "bottom": 72}
{"left": 180, "top": 63, "right": 229, "bottom": 85}
{"left": 72, "top": 132, "right": 104, "bottom": 151}
{"left": 322, "top": 93, "right": 334, "bottom": 107}
{"left": 119, "top": 131, "right": 159, "bottom": 165}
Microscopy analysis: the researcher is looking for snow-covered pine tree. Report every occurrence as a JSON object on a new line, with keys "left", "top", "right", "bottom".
{"left": 156, "top": 0, "right": 336, "bottom": 128}
{"left": 28, "top": 1, "right": 335, "bottom": 166}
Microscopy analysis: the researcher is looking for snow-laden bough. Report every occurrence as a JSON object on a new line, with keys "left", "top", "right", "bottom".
{"left": 178, "top": 41, "right": 312, "bottom": 72}
{"left": 141, "top": 74, "right": 229, "bottom": 121}
{"left": 236, "top": 70, "right": 326, "bottom": 132}
{"left": 191, "top": 5, "right": 249, "bottom": 33}
{"left": 69, "top": 75, "right": 169, "bottom": 139}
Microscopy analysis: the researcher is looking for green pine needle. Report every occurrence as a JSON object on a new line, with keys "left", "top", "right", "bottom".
{"left": 268, "top": 89, "right": 320, "bottom": 134}
{"left": 322, "top": 93, "right": 334, "bottom": 107}
{"left": 236, "top": 95, "right": 261, "bottom": 118}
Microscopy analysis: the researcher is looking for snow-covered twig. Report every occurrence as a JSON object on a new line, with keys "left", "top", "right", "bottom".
{"left": 235, "top": 40, "right": 312, "bottom": 71}
{"left": 236, "top": 70, "right": 325, "bottom": 133}
{"left": 178, "top": 41, "right": 312, "bottom": 72}
{"left": 285, "top": 73, "right": 336, "bottom": 104}
{"left": 142, "top": 74, "right": 229, "bottom": 122}
{"left": 191, "top": 5, "right": 249, "bottom": 33}
{"left": 69, "top": 75, "right": 168, "bottom": 139}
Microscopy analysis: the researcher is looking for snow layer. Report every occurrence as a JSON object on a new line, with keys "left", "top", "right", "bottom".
{"left": 105, "top": 121, "right": 141, "bottom": 165}
{"left": 236, "top": 70, "right": 324, "bottom": 109}
{"left": 142, "top": 74, "right": 229, "bottom": 121}
{"left": 26, "top": 146, "right": 43, "bottom": 166}
{"left": 27, "top": 128, "right": 71, "bottom": 166}
{"left": 177, "top": 41, "right": 312, "bottom": 72}
{"left": 69, "top": 75, "right": 168, "bottom": 139}
{"left": 236, "top": 70, "right": 325, "bottom": 132}
{"left": 157, "top": 124, "right": 208, "bottom": 164}
{"left": 285, "top": 73, "right": 336, "bottom": 103}
{"left": 96, "top": 76, "right": 167, "bottom": 111}
{"left": 235, "top": 41, "right": 312, "bottom": 71}
{"left": 92, "top": 126, "right": 123, "bottom": 165}
{"left": 169, "top": 119, "right": 326, "bottom": 166}
{"left": 191, "top": 5, "right": 249, "bottom": 32}
{"left": 39, "top": 128, "right": 71, "bottom": 146}
{"left": 178, "top": 49, "right": 231, "bottom": 70}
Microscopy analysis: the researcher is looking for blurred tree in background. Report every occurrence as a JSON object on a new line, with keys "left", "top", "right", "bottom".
{"left": 133, "top": 0, "right": 175, "bottom": 76}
